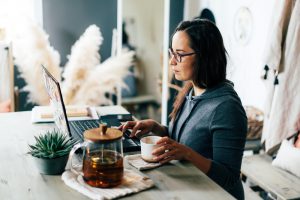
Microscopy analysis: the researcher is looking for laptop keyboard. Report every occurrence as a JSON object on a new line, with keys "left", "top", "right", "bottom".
{"left": 69, "top": 120, "right": 99, "bottom": 140}
{"left": 69, "top": 120, "right": 140, "bottom": 152}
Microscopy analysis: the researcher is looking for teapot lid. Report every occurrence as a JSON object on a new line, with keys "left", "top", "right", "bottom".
{"left": 84, "top": 124, "right": 123, "bottom": 142}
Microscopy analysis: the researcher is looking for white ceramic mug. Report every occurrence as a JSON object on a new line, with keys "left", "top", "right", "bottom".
{"left": 140, "top": 135, "right": 162, "bottom": 162}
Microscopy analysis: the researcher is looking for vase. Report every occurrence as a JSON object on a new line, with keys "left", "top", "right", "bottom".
{"left": 33, "top": 155, "right": 69, "bottom": 175}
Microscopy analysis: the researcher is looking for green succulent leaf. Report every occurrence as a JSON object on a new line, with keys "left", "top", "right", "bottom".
{"left": 28, "top": 129, "right": 77, "bottom": 159}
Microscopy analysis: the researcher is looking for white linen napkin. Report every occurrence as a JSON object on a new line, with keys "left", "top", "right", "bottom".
{"left": 125, "top": 154, "right": 162, "bottom": 171}
{"left": 62, "top": 169, "right": 154, "bottom": 200}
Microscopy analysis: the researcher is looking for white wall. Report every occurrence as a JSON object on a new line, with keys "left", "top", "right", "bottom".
{"left": 184, "top": 0, "right": 276, "bottom": 110}
{"left": 123, "top": 0, "right": 164, "bottom": 102}
{"left": 0, "top": 0, "right": 42, "bottom": 32}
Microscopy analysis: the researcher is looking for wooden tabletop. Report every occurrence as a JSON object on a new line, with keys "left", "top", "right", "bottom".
{"left": 0, "top": 111, "right": 234, "bottom": 200}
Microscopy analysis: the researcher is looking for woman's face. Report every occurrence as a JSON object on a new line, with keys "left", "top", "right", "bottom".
{"left": 169, "top": 31, "right": 196, "bottom": 81}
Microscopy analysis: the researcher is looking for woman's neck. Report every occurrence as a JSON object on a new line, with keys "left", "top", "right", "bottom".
{"left": 192, "top": 84, "right": 206, "bottom": 96}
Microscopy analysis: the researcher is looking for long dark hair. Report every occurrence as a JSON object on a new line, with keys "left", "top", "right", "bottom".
{"left": 170, "top": 19, "right": 227, "bottom": 120}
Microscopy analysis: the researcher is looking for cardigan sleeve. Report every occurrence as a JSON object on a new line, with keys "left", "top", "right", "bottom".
{"left": 207, "top": 100, "right": 247, "bottom": 190}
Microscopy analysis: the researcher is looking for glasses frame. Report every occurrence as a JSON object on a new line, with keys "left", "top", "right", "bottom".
{"left": 168, "top": 48, "right": 198, "bottom": 63}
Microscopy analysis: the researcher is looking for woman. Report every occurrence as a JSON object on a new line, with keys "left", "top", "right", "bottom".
{"left": 121, "top": 19, "right": 247, "bottom": 200}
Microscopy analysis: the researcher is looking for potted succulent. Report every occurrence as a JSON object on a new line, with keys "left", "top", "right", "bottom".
{"left": 28, "top": 129, "right": 76, "bottom": 175}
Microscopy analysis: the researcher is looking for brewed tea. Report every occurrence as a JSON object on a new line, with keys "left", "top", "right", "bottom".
{"left": 83, "top": 150, "right": 123, "bottom": 188}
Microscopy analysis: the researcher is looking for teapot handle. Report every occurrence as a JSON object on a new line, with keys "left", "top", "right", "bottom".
{"left": 69, "top": 142, "right": 86, "bottom": 176}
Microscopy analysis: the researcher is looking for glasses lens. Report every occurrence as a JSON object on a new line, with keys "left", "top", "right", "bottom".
{"left": 169, "top": 49, "right": 179, "bottom": 62}
{"left": 168, "top": 49, "right": 173, "bottom": 58}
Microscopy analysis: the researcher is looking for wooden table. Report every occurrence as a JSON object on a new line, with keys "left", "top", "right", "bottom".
{"left": 0, "top": 111, "right": 234, "bottom": 200}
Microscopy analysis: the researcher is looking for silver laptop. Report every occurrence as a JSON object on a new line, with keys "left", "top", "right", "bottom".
{"left": 41, "top": 65, "right": 140, "bottom": 152}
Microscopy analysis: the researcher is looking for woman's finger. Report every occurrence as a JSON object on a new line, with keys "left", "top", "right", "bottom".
{"left": 130, "top": 121, "right": 144, "bottom": 137}
{"left": 134, "top": 129, "right": 148, "bottom": 138}
{"left": 122, "top": 121, "right": 136, "bottom": 133}
{"left": 159, "top": 156, "right": 174, "bottom": 164}
{"left": 154, "top": 148, "right": 176, "bottom": 161}
{"left": 156, "top": 136, "right": 173, "bottom": 145}
{"left": 152, "top": 144, "right": 172, "bottom": 155}
{"left": 117, "top": 124, "right": 124, "bottom": 130}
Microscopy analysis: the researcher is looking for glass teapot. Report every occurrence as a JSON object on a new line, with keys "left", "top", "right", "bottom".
{"left": 69, "top": 124, "right": 124, "bottom": 188}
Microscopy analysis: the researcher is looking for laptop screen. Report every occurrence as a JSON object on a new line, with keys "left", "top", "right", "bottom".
{"left": 41, "top": 65, "right": 71, "bottom": 136}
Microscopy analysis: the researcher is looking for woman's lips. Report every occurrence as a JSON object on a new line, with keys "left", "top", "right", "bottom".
{"left": 171, "top": 66, "right": 179, "bottom": 74}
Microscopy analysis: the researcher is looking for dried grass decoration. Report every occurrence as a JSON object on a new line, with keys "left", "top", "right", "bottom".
{"left": 13, "top": 22, "right": 135, "bottom": 106}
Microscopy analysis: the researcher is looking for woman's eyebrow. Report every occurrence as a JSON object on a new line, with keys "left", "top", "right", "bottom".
{"left": 174, "top": 49, "right": 186, "bottom": 52}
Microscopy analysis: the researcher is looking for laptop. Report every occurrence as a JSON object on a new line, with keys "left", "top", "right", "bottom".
{"left": 41, "top": 65, "right": 140, "bottom": 152}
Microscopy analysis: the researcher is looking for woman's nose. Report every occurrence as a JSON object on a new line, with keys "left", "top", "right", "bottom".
{"left": 169, "top": 55, "right": 177, "bottom": 65}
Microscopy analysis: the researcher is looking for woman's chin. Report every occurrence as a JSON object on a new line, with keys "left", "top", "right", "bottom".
{"left": 174, "top": 75, "right": 184, "bottom": 81}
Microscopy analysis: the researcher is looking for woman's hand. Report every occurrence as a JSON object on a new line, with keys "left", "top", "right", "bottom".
{"left": 152, "top": 137, "right": 191, "bottom": 164}
{"left": 119, "top": 119, "right": 157, "bottom": 138}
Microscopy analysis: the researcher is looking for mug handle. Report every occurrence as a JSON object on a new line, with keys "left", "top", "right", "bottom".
{"left": 69, "top": 142, "right": 86, "bottom": 176}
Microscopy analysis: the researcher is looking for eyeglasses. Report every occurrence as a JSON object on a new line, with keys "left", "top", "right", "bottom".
{"left": 168, "top": 48, "right": 198, "bottom": 63}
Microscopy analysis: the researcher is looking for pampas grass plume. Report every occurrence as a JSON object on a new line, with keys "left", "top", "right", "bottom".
{"left": 71, "top": 51, "right": 135, "bottom": 105}
{"left": 62, "top": 25, "right": 103, "bottom": 104}
{"left": 12, "top": 22, "right": 132, "bottom": 107}
{"left": 13, "top": 22, "right": 61, "bottom": 105}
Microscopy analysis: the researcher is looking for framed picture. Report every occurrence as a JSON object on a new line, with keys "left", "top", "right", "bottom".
{"left": 233, "top": 7, "right": 253, "bottom": 46}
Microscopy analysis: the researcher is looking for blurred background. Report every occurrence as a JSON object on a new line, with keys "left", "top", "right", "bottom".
{"left": 0, "top": 0, "right": 282, "bottom": 124}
